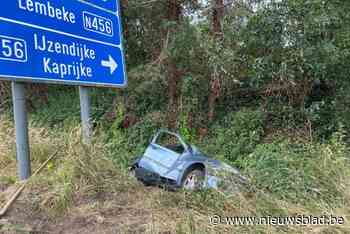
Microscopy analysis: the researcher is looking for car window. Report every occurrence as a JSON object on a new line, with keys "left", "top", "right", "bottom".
{"left": 155, "top": 132, "right": 185, "bottom": 154}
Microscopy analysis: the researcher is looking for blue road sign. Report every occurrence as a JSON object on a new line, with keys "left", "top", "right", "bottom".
{"left": 82, "top": 0, "right": 119, "bottom": 13}
{"left": 0, "top": 0, "right": 127, "bottom": 88}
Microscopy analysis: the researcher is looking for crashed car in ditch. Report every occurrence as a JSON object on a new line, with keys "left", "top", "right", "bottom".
{"left": 130, "top": 130, "right": 248, "bottom": 192}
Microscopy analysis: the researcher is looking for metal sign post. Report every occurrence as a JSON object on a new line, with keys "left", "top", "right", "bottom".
{"left": 0, "top": 0, "right": 127, "bottom": 179}
{"left": 79, "top": 86, "right": 92, "bottom": 144}
{"left": 11, "top": 82, "right": 31, "bottom": 180}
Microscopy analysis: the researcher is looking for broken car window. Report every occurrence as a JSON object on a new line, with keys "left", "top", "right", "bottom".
{"left": 155, "top": 132, "right": 185, "bottom": 154}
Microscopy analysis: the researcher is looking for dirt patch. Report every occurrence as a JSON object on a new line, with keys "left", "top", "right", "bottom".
{"left": 0, "top": 185, "right": 158, "bottom": 234}
{"left": 46, "top": 207, "right": 150, "bottom": 234}
{"left": 1, "top": 199, "right": 151, "bottom": 234}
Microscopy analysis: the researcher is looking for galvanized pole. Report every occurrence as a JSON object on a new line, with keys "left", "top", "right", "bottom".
{"left": 11, "top": 82, "right": 31, "bottom": 180}
{"left": 79, "top": 86, "right": 92, "bottom": 144}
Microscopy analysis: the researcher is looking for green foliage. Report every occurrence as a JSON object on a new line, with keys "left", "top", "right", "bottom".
{"left": 306, "top": 99, "right": 338, "bottom": 140}
{"left": 107, "top": 110, "right": 166, "bottom": 169}
{"left": 333, "top": 82, "right": 350, "bottom": 143}
{"left": 167, "top": 20, "right": 200, "bottom": 69}
{"left": 29, "top": 86, "right": 121, "bottom": 131}
{"left": 30, "top": 87, "right": 81, "bottom": 129}
{"left": 242, "top": 133, "right": 350, "bottom": 206}
{"left": 203, "top": 109, "right": 265, "bottom": 164}
{"left": 179, "top": 112, "right": 196, "bottom": 143}
{"left": 125, "top": 111, "right": 165, "bottom": 148}
{"left": 124, "top": 65, "right": 168, "bottom": 116}
{"left": 242, "top": 0, "right": 350, "bottom": 87}
{"left": 180, "top": 75, "right": 207, "bottom": 123}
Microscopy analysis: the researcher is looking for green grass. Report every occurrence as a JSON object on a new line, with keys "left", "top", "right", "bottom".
{"left": 1, "top": 103, "right": 350, "bottom": 233}
{"left": 241, "top": 137, "right": 350, "bottom": 206}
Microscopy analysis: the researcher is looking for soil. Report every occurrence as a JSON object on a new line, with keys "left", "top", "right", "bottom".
{"left": 0, "top": 186, "right": 155, "bottom": 234}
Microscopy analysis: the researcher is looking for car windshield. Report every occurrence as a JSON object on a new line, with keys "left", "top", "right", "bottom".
{"left": 155, "top": 132, "right": 185, "bottom": 154}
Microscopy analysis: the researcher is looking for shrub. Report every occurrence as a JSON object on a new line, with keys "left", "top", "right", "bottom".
{"left": 241, "top": 133, "right": 350, "bottom": 206}
{"left": 334, "top": 82, "right": 350, "bottom": 144}
{"left": 107, "top": 109, "right": 166, "bottom": 169}
{"left": 205, "top": 109, "right": 265, "bottom": 165}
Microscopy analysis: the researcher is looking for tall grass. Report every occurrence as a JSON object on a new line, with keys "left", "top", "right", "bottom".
{"left": 1, "top": 104, "right": 350, "bottom": 233}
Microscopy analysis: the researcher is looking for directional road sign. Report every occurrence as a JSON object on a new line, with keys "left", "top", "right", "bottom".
{"left": 0, "top": 0, "right": 127, "bottom": 87}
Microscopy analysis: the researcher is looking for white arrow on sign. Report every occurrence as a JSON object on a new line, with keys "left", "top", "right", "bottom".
{"left": 101, "top": 55, "right": 118, "bottom": 74}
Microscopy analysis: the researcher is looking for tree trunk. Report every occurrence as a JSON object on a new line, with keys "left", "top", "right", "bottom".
{"left": 167, "top": 63, "right": 183, "bottom": 129}
{"left": 208, "top": 0, "right": 224, "bottom": 122}
{"left": 212, "top": 0, "right": 224, "bottom": 37}
{"left": 166, "top": 0, "right": 182, "bottom": 129}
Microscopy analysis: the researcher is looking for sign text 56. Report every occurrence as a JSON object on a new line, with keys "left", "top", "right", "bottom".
{"left": 0, "top": 35, "right": 27, "bottom": 62}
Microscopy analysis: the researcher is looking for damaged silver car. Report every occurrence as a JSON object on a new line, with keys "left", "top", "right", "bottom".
{"left": 130, "top": 130, "right": 248, "bottom": 192}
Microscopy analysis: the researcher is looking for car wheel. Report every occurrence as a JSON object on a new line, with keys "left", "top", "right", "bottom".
{"left": 182, "top": 169, "right": 205, "bottom": 191}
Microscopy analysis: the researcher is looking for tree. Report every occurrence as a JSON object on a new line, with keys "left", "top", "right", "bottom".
{"left": 207, "top": 0, "right": 225, "bottom": 123}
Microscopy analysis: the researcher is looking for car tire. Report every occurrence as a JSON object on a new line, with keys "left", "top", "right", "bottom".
{"left": 181, "top": 169, "right": 205, "bottom": 191}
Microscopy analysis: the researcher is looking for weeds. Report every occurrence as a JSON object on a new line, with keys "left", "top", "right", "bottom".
{"left": 199, "top": 108, "right": 265, "bottom": 165}
{"left": 241, "top": 132, "right": 350, "bottom": 208}
{"left": 1, "top": 103, "right": 350, "bottom": 233}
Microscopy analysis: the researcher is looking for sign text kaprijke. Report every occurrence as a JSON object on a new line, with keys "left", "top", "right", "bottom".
{"left": 34, "top": 34, "right": 96, "bottom": 80}
{"left": 19, "top": 0, "right": 95, "bottom": 80}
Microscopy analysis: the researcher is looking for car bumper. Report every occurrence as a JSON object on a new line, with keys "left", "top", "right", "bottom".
{"left": 135, "top": 166, "right": 179, "bottom": 188}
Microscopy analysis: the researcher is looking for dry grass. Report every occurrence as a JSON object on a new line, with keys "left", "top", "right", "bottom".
{"left": 1, "top": 116, "right": 350, "bottom": 233}
{"left": 0, "top": 116, "right": 15, "bottom": 171}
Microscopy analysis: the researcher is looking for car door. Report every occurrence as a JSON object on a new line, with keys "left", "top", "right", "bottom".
{"left": 139, "top": 131, "right": 187, "bottom": 179}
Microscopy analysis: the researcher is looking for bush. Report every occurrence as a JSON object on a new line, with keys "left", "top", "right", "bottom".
{"left": 203, "top": 109, "right": 265, "bottom": 165}
{"left": 241, "top": 133, "right": 350, "bottom": 206}
{"left": 30, "top": 87, "right": 80, "bottom": 127}
{"left": 106, "top": 109, "right": 166, "bottom": 169}
{"left": 334, "top": 83, "right": 350, "bottom": 144}
{"left": 306, "top": 99, "right": 338, "bottom": 141}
